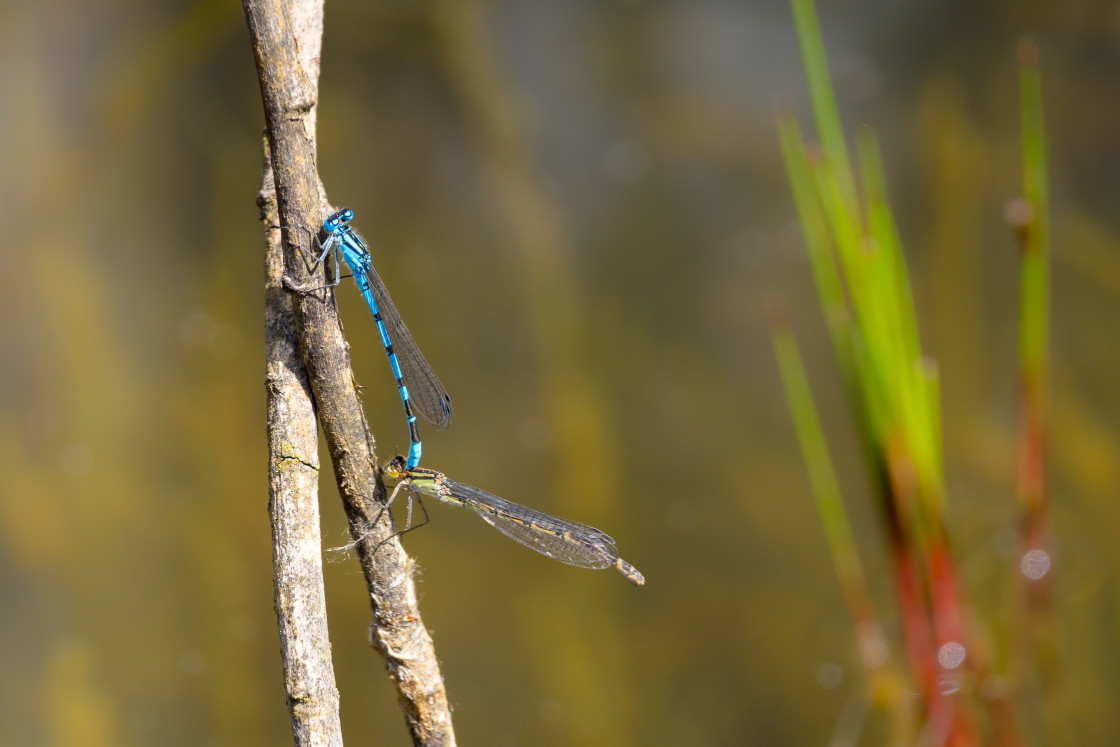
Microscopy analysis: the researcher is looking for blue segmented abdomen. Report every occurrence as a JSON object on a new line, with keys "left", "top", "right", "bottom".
{"left": 328, "top": 213, "right": 452, "bottom": 469}
{"left": 342, "top": 245, "right": 426, "bottom": 468}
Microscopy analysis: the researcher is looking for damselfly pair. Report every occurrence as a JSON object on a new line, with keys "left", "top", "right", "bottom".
{"left": 310, "top": 208, "right": 643, "bottom": 584}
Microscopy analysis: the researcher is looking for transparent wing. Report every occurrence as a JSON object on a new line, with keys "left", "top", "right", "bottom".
{"left": 477, "top": 513, "right": 615, "bottom": 570}
{"left": 444, "top": 479, "right": 617, "bottom": 570}
{"left": 363, "top": 263, "right": 453, "bottom": 429}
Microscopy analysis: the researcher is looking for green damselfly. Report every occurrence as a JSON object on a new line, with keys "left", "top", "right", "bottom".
{"left": 381, "top": 456, "right": 645, "bottom": 585}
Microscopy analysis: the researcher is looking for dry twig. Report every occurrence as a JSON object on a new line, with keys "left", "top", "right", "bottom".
{"left": 246, "top": 0, "right": 455, "bottom": 743}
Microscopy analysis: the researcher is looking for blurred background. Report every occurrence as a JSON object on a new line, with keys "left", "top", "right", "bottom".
{"left": 3, "top": 0, "right": 1120, "bottom": 744}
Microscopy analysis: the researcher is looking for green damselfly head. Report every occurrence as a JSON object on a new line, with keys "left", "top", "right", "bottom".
{"left": 382, "top": 455, "right": 410, "bottom": 483}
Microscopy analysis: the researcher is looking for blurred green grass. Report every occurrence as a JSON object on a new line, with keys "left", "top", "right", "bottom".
{"left": 772, "top": 2, "right": 1058, "bottom": 740}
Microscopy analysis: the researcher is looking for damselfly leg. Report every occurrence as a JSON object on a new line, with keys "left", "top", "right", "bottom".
{"left": 368, "top": 477, "right": 432, "bottom": 556}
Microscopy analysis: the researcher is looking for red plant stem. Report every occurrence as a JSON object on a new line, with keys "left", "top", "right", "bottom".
{"left": 1018, "top": 374, "right": 1051, "bottom": 608}
{"left": 927, "top": 540, "right": 977, "bottom": 746}
{"left": 892, "top": 541, "right": 936, "bottom": 694}
{"left": 882, "top": 434, "right": 982, "bottom": 744}
{"left": 1017, "top": 376, "right": 1046, "bottom": 514}
{"left": 928, "top": 540, "right": 965, "bottom": 646}
{"left": 881, "top": 441, "right": 937, "bottom": 696}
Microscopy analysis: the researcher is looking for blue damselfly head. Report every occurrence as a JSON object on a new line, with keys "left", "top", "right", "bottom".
{"left": 323, "top": 207, "right": 355, "bottom": 233}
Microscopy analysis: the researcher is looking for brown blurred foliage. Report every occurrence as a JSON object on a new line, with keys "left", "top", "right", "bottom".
{"left": 1, "top": 0, "right": 1119, "bottom": 744}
